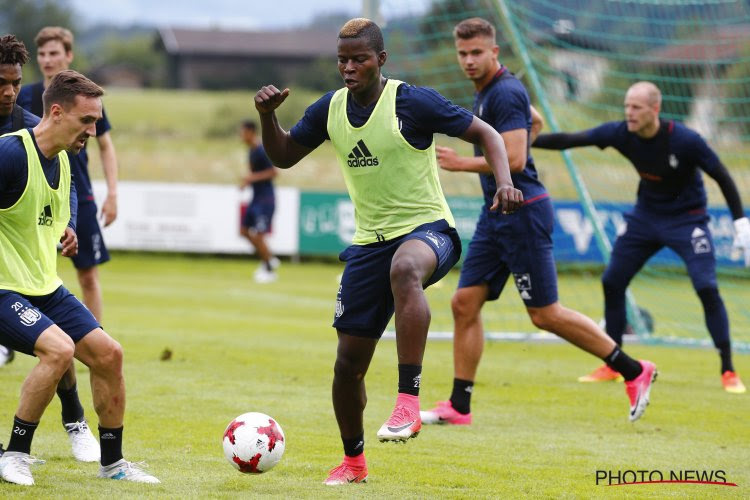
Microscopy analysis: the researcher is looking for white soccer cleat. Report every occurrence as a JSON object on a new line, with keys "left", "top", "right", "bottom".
{"left": 64, "top": 420, "right": 100, "bottom": 462}
{"left": 98, "top": 459, "right": 160, "bottom": 483}
{"left": 0, "top": 345, "right": 14, "bottom": 367}
{"left": 254, "top": 267, "right": 278, "bottom": 284}
{"left": 0, "top": 451, "right": 45, "bottom": 486}
{"left": 268, "top": 257, "right": 281, "bottom": 270}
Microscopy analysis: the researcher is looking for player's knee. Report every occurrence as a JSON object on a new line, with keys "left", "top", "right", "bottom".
{"left": 451, "top": 292, "right": 479, "bottom": 321}
{"left": 90, "top": 337, "right": 124, "bottom": 374}
{"left": 601, "top": 272, "right": 625, "bottom": 295}
{"left": 390, "top": 255, "right": 423, "bottom": 292}
{"left": 77, "top": 268, "right": 98, "bottom": 290}
{"left": 333, "top": 356, "right": 365, "bottom": 382}
{"left": 697, "top": 287, "right": 723, "bottom": 312}
{"left": 38, "top": 335, "right": 75, "bottom": 375}
{"left": 527, "top": 307, "right": 554, "bottom": 331}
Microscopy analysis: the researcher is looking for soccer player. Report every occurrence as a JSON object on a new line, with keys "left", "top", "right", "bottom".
{"left": 1, "top": 34, "right": 100, "bottom": 461}
{"left": 0, "top": 69, "right": 159, "bottom": 485}
{"left": 16, "top": 26, "right": 120, "bottom": 461}
{"left": 0, "top": 35, "right": 40, "bottom": 371}
{"left": 239, "top": 119, "right": 280, "bottom": 283}
{"left": 533, "top": 80, "right": 749, "bottom": 394}
{"left": 420, "top": 18, "right": 657, "bottom": 428}
{"left": 18, "top": 26, "right": 118, "bottom": 322}
{"left": 254, "top": 18, "right": 522, "bottom": 485}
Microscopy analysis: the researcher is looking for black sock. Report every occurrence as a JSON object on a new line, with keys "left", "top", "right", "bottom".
{"left": 265, "top": 260, "right": 273, "bottom": 271}
{"left": 449, "top": 378, "right": 474, "bottom": 414}
{"left": 342, "top": 432, "right": 364, "bottom": 457}
{"left": 398, "top": 364, "right": 422, "bottom": 396}
{"left": 603, "top": 346, "right": 642, "bottom": 381}
{"left": 57, "top": 383, "right": 85, "bottom": 424}
{"left": 7, "top": 416, "right": 38, "bottom": 454}
{"left": 99, "top": 426, "right": 124, "bottom": 467}
{"left": 717, "top": 341, "right": 734, "bottom": 373}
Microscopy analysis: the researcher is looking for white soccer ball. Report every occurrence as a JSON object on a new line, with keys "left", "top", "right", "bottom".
{"left": 222, "top": 412, "right": 286, "bottom": 473}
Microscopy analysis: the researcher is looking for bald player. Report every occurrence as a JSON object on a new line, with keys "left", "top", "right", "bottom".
{"left": 534, "top": 81, "right": 750, "bottom": 393}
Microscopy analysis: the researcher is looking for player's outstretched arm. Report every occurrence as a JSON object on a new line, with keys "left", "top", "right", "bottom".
{"left": 254, "top": 85, "right": 313, "bottom": 168}
{"left": 532, "top": 130, "right": 594, "bottom": 150}
{"left": 460, "top": 116, "right": 523, "bottom": 213}
{"left": 707, "top": 161, "right": 750, "bottom": 266}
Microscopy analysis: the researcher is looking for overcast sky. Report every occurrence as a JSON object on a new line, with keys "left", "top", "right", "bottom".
{"left": 69, "top": 0, "right": 429, "bottom": 30}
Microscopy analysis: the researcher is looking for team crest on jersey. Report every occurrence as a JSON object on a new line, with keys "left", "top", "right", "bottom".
{"left": 691, "top": 227, "right": 711, "bottom": 254}
{"left": 335, "top": 284, "right": 345, "bottom": 318}
{"left": 11, "top": 301, "right": 42, "bottom": 327}
{"left": 347, "top": 140, "right": 379, "bottom": 168}
{"left": 513, "top": 273, "right": 532, "bottom": 300}
{"left": 669, "top": 154, "right": 679, "bottom": 169}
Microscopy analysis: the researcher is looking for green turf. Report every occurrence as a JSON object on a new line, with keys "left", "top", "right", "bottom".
{"left": 1, "top": 253, "right": 748, "bottom": 498}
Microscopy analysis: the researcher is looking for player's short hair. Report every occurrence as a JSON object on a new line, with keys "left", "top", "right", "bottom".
{"left": 241, "top": 120, "right": 257, "bottom": 131}
{"left": 42, "top": 69, "right": 103, "bottom": 115}
{"left": 0, "top": 34, "right": 30, "bottom": 66}
{"left": 338, "top": 18, "right": 384, "bottom": 53}
{"left": 35, "top": 26, "right": 74, "bottom": 52}
{"left": 453, "top": 17, "right": 496, "bottom": 40}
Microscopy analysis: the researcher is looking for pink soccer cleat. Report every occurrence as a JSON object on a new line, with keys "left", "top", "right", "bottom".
{"left": 625, "top": 360, "right": 657, "bottom": 422}
{"left": 420, "top": 400, "right": 472, "bottom": 425}
{"left": 377, "top": 393, "right": 421, "bottom": 442}
{"left": 323, "top": 455, "right": 368, "bottom": 485}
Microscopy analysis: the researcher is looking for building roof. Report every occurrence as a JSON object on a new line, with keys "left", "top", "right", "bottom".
{"left": 157, "top": 26, "right": 336, "bottom": 58}
{"left": 644, "top": 24, "right": 750, "bottom": 65}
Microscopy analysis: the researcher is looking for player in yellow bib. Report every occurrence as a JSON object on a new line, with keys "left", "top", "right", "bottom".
{"left": 255, "top": 18, "right": 523, "bottom": 485}
{"left": 0, "top": 70, "right": 159, "bottom": 486}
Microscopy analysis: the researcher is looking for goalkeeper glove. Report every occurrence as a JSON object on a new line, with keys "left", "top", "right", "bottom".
{"left": 732, "top": 216, "right": 750, "bottom": 267}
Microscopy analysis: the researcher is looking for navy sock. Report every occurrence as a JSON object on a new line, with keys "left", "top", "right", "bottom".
{"left": 342, "top": 432, "right": 364, "bottom": 457}
{"left": 57, "top": 383, "right": 85, "bottom": 424}
{"left": 398, "top": 364, "right": 421, "bottom": 396}
{"left": 99, "top": 426, "right": 123, "bottom": 467}
{"left": 604, "top": 346, "right": 642, "bottom": 381}
{"left": 7, "top": 416, "right": 38, "bottom": 454}
{"left": 449, "top": 378, "right": 473, "bottom": 414}
{"left": 603, "top": 286, "right": 627, "bottom": 345}
{"left": 697, "top": 288, "right": 733, "bottom": 373}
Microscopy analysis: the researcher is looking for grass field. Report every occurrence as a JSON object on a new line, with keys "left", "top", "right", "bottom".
{"left": 1, "top": 253, "right": 748, "bottom": 498}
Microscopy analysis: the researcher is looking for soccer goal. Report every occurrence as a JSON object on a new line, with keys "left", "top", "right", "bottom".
{"left": 380, "top": 0, "right": 750, "bottom": 352}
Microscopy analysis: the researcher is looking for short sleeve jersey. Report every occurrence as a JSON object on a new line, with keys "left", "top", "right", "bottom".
{"left": 585, "top": 120, "right": 718, "bottom": 214}
{"left": 473, "top": 68, "right": 547, "bottom": 211}
{"left": 290, "top": 81, "right": 473, "bottom": 150}
{"left": 249, "top": 144, "right": 274, "bottom": 200}
{"left": 19, "top": 81, "right": 112, "bottom": 205}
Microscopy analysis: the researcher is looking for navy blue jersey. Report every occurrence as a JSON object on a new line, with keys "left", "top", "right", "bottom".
{"left": 290, "top": 81, "right": 474, "bottom": 150}
{"left": 0, "top": 129, "right": 77, "bottom": 230}
{"left": 0, "top": 106, "right": 41, "bottom": 134}
{"left": 474, "top": 68, "right": 546, "bottom": 210}
{"left": 586, "top": 120, "right": 718, "bottom": 214}
{"left": 19, "top": 81, "right": 112, "bottom": 205}
{"left": 249, "top": 144, "right": 274, "bottom": 199}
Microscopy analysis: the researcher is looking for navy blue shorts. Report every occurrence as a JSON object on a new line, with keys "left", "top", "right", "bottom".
{"left": 241, "top": 198, "right": 275, "bottom": 234}
{"left": 71, "top": 202, "right": 110, "bottom": 269}
{"left": 333, "top": 220, "right": 462, "bottom": 338}
{"left": 0, "top": 286, "right": 100, "bottom": 355}
{"left": 604, "top": 210, "right": 717, "bottom": 291}
{"left": 458, "top": 198, "right": 558, "bottom": 307}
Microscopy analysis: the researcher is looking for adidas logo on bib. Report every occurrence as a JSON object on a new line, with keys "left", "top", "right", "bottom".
{"left": 347, "top": 140, "right": 379, "bottom": 167}
{"left": 37, "top": 205, "right": 53, "bottom": 226}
